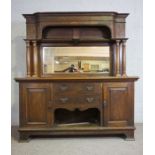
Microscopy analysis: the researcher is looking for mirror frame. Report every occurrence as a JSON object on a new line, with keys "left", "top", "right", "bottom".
{"left": 39, "top": 42, "right": 114, "bottom": 77}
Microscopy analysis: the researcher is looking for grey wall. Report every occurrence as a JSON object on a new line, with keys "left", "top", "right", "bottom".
{"left": 11, "top": 0, "right": 143, "bottom": 125}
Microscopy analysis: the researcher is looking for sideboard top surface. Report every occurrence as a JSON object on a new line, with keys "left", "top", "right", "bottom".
{"left": 23, "top": 11, "right": 129, "bottom": 17}
{"left": 15, "top": 76, "right": 139, "bottom": 82}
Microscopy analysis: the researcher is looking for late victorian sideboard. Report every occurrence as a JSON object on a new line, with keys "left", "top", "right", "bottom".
{"left": 15, "top": 12, "right": 139, "bottom": 141}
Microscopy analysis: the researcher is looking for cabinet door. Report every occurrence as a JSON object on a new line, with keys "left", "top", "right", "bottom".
{"left": 20, "top": 83, "right": 52, "bottom": 127}
{"left": 103, "top": 82, "right": 134, "bottom": 127}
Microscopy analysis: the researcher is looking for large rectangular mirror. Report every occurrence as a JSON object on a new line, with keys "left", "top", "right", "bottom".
{"left": 42, "top": 47, "right": 110, "bottom": 74}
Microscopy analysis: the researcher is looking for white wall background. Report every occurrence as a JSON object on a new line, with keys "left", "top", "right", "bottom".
{"left": 11, "top": 0, "right": 143, "bottom": 125}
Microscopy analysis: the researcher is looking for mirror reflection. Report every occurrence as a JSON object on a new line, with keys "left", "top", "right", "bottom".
{"left": 42, "top": 47, "right": 110, "bottom": 74}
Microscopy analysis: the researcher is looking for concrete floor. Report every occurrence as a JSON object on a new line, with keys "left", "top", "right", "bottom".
{"left": 11, "top": 124, "right": 143, "bottom": 155}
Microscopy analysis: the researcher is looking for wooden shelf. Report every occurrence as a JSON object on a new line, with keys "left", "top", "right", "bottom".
{"left": 53, "top": 122, "right": 100, "bottom": 129}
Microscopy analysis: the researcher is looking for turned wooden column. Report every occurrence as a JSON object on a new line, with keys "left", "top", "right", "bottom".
{"left": 32, "top": 40, "right": 39, "bottom": 77}
{"left": 122, "top": 40, "right": 127, "bottom": 77}
{"left": 116, "top": 40, "right": 121, "bottom": 76}
{"left": 25, "top": 40, "right": 31, "bottom": 77}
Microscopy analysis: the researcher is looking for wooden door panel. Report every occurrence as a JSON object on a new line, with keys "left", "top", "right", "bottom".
{"left": 27, "top": 88, "right": 47, "bottom": 123}
{"left": 21, "top": 83, "right": 51, "bottom": 127}
{"left": 109, "top": 87, "right": 128, "bottom": 121}
{"left": 103, "top": 82, "right": 134, "bottom": 127}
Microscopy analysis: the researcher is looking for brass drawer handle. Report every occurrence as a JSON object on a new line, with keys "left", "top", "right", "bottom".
{"left": 86, "top": 97, "right": 94, "bottom": 103}
{"left": 86, "top": 86, "right": 94, "bottom": 91}
{"left": 60, "top": 85, "right": 68, "bottom": 91}
{"left": 60, "top": 97, "right": 68, "bottom": 103}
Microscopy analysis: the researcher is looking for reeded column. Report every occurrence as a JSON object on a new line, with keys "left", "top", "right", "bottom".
{"left": 116, "top": 40, "right": 121, "bottom": 76}
{"left": 32, "top": 40, "right": 39, "bottom": 77}
{"left": 122, "top": 40, "right": 127, "bottom": 77}
{"left": 25, "top": 40, "right": 31, "bottom": 77}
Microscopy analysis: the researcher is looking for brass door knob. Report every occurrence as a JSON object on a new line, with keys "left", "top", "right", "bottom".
{"left": 103, "top": 100, "right": 107, "bottom": 107}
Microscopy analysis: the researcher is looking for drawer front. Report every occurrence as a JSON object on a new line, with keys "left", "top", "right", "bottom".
{"left": 53, "top": 83, "right": 73, "bottom": 94}
{"left": 80, "top": 83, "right": 101, "bottom": 94}
{"left": 53, "top": 94, "right": 101, "bottom": 105}
{"left": 53, "top": 82, "right": 102, "bottom": 95}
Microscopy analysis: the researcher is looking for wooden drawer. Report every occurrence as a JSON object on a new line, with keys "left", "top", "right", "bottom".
{"left": 53, "top": 94, "right": 101, "bottom": 105}
{"left": 80, "top": 83, "right": 102, "bottom": 94}
{"left": 53, "top": 82, "right": 102, "bottom": 95}
{"left": 53, "top": 83, "right": 73, "bottom": 94}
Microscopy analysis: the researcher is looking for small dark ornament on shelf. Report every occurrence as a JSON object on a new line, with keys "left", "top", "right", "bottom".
{"left": 63, "top": 64, "right": 79, "bottom": 72}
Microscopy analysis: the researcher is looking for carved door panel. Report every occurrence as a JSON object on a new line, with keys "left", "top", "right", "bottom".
{"left": 20, "top": 83, "right": 52, "bottom": 127}
{"left": 103, "top": 82, "right": 134, "bottom": 127}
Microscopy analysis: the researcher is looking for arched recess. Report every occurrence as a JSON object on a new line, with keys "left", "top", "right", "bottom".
{"left": 54, "top": 108, "right": 100, "bottom": 125}
{"left": 42, "top": 25, "right": 112, "bottom": 40}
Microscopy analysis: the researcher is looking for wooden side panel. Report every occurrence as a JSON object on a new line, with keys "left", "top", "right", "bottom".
{"left": 20, "top": 83, "right": 51, "bottom": 127}
{"left": 103, "top": 82, "right": 134, "bottom": 127}
{"left": 114, "top": 22, "right": 125, "bottom": 38}
{"left": 26, "top": 23, "right": 37, "bottom": 39}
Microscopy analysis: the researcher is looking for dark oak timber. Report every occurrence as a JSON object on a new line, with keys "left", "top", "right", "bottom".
{"left": 122, "top": 40, "right": 127, "bottom": 77}
{"left": 25, "top": 40, "right": 31, "bottom": 77}
{"left": 15, "top": 12, "right": 139, "bottom": 141}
